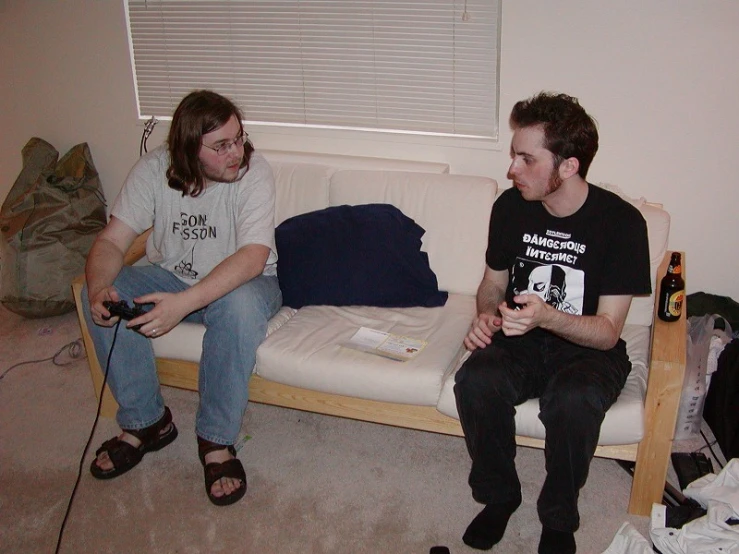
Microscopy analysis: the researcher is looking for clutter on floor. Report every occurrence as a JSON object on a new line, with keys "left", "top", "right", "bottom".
{"left": 603, "top": 458, "right": 739, "bottom": 553}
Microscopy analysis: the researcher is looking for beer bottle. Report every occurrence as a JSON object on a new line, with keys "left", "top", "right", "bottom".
{"left": 657, "top": 252, "right": 685, "bottom": 322}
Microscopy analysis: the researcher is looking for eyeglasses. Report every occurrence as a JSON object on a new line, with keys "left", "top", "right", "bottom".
{"left": 202, "top": 132, "right": 247, "bottom": 156}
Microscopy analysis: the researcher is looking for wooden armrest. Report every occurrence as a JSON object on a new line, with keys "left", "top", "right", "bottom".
{"left": 628, "top": 250, "right": 687, "bottom": 514}
{"left": 123, "top": 227, "right": 152, "bottom": 265}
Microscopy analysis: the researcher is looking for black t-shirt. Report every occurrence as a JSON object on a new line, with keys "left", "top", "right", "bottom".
{"left": 486, "top": 184, "right": 652, "bottom": 317}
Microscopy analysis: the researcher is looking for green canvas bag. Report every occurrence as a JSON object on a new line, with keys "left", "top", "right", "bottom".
{"left": 0, "top": 137, "right": 107, "bottom": 317}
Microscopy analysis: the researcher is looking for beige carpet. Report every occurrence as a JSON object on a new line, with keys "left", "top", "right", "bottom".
{"left": 0, "top": 305, "right": 654, "bottom": 554}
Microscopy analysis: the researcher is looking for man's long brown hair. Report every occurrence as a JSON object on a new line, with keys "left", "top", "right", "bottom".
{"left": 166, "top": 90, "right": 255, "bottom": 197}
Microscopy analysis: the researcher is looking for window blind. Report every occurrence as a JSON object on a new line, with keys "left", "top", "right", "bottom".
{"left": 126, "top": 0, "right": 500, "bottom": 139}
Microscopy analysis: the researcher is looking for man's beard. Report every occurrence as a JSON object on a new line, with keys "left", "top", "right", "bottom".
{"left": 201, "top": 157, "right": 243, "bottom": 184}
{"left": 544, "top": 166, "right": 563, "bottom": 196}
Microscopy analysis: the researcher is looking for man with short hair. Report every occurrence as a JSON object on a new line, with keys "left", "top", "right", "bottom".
{"left": 82, "top": 90, "right": 282, "bottom": 506}
{"left": 454, "top": 92, "right": 651, "bottom": 552}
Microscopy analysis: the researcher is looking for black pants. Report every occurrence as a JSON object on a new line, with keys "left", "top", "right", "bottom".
{"left": 453, "top": 330, "right": 631, "bottom": 532}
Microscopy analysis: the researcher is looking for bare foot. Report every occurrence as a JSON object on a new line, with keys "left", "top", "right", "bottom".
{"left": 204, "top": 448, "right": 243, "bottom": 498}
{"left": 94, "top": 424, "right": 173, "bottom": 472}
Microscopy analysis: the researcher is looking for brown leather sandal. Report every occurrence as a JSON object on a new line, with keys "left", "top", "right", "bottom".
{"left": 90, "top": 406, "right": 178, "bottom": 480}
{"left": 197, "top": 436, "right": 247, "bottom": 506}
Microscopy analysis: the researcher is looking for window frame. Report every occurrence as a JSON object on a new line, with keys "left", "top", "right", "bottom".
{"left": 124, "top": 0, "right": 502, "bottom": 146}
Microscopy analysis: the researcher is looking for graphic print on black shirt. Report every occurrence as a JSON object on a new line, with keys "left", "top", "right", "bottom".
{"left": 510, "top": 228, "right": 588, "bottom": 315}
{"left": 487, "top": 185, "right": 652, "bottom": 318}
{"left": 511, "top": 259, "right": 583, "bottom": 315}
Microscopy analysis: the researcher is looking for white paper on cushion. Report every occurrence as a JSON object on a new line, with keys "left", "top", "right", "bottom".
{"left": 436, "top": 324, "right": 650, "bottom": 445}
{"left": 256, "top": 294, "right": 476, "bottom": 406}
{"left": 329, "top": 170, "right": 498, "bottom": 296}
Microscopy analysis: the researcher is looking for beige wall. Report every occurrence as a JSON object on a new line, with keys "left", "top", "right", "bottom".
{"left": 2, "top": 0, "right": 738, "bottom": 300}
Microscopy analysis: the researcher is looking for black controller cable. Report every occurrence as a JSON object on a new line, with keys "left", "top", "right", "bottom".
{"left": 0, "top": 339, "right": 85, "bottom": 381}
{"left": 56, "top": 123, "right": 154, "bottom": 552}
{"left": 699, "top": 429, "right": 725, "bottom": 470}
{"left": 139, "top": 116, "right": 158, "bottom": 156}
{"left": 54, "top": 320, "right": 121, "bottom": 554}
{"left": 54, "top": 119, "right": 154, "bottom": 552}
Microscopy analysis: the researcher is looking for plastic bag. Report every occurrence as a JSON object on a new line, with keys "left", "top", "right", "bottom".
{"left": 674, "top": 314, "right": 732, "bottom": 440}
{"left": 704, "top": 337, "right": 739, "bottom": 460}
{"left": 0, "top": 138, "right": 106, "bottom": 318}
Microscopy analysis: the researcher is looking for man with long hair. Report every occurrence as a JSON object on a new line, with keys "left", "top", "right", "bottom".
{"left": 454, "top": 92, "right": 651, "bottom": 552}
{"left": 82, "top": 90, "right": 281, "bottom": 506}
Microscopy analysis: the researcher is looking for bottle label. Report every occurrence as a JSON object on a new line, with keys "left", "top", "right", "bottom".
{"left": 667, "top": 291, "right": 684, "bottom": 317}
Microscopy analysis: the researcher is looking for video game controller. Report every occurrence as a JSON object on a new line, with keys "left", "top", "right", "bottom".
{"left": 103, "top": 300, "right": 150, "bottom": 330}
{"left": 508, "top": 298, "right": 524, "bottom": 311}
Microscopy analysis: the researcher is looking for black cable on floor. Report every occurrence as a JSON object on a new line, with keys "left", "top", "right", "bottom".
{"left": 0, "top": 338, "right": 85, "bottom": 381}
{"left": 615, "top": 459, "right": 689, "bottom": 508}
{"left": 699, "top": 429, "right": 725, "bottom": 470}
{"left": 694, "top": 437, "right": 719, "bottom": 454}
{"left": 54, "top": 322, "right": 120, "bottom": 554}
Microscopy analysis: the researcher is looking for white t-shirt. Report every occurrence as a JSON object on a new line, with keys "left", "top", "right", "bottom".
{"left": 112, "top": 145, "right": 277, "bottom": 282}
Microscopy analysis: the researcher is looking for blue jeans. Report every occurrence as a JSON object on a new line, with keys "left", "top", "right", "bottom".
{"left": 453, "top": 330, "right": 631, "bottom": 532}
{"left": 82, "top": 265, "right": 282, "bottom": 445}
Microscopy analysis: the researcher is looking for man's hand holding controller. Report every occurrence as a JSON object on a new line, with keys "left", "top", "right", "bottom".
{"left": 103, "top": 300, "right": 149, "bottom": 330}
{"left": 464, "top": 295, "right": 534, "bottom": 350}
{"left": 499, "top": 294, "right": 552, "bottom": 337}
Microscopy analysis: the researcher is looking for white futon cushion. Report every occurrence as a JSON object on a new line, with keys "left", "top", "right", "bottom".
{"left": 255, "top": 294, "right": 476, "bottom": 406}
